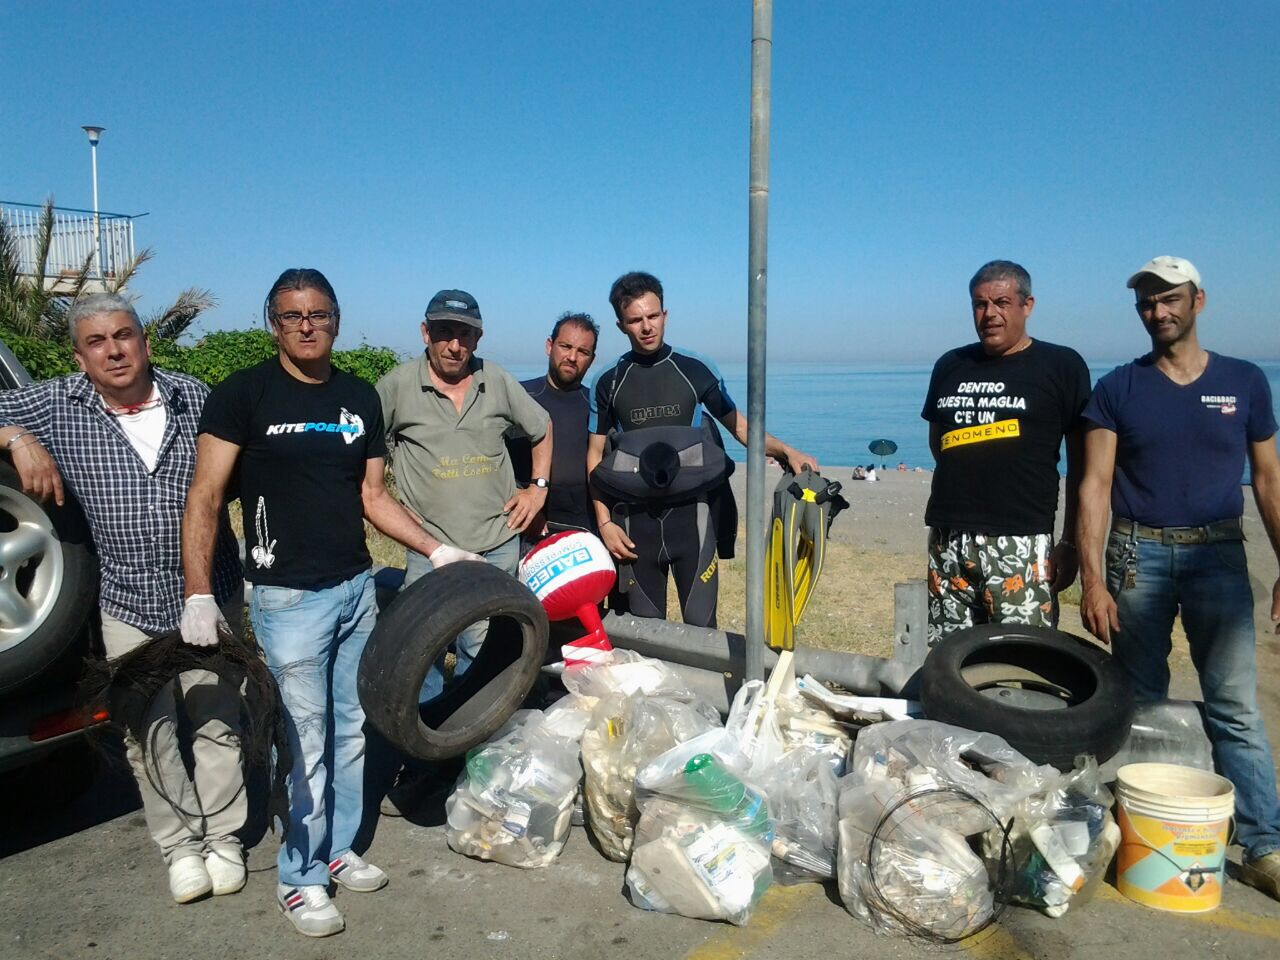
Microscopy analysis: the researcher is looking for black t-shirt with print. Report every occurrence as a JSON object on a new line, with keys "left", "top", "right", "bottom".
{"left": 921, "top": 340, "right": 1090, "bottom": 535}
{"left": 199, "top": 358, "right": 387, "bottom": 588}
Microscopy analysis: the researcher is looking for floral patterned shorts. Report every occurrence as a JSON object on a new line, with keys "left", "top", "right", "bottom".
{"left": 926, "top": 528, "right": 1056, "bottom": 646}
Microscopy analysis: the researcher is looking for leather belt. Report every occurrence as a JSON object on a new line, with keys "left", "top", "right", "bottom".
{"left": 1112, "top": 517, "right": 1244, "bottom": 545}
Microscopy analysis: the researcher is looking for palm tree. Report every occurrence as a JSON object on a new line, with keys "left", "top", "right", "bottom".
{"left": 0, "top": 199, "right": 93, "bottom": 339}
{"left": 0, "top": 197, "right": 215, "bottom": 342}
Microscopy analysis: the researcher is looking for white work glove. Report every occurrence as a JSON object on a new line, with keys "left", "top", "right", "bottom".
{"left": 180, "top": 594, "right": 227, "bottom": 647}
{"left": 428, "top": 544, "right": 485, "bottom": 569}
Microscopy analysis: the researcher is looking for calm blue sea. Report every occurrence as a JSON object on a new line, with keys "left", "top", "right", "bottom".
{"left": 501, "top": 359, "right": 1280, "bottom": 472}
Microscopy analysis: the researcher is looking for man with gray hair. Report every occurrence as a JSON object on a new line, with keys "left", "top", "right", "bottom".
{"left": 920, "top": 261, "right": 1091, "bottom": 645}
{"left": 0, "top": 292, "right": 245, "bottom": 903}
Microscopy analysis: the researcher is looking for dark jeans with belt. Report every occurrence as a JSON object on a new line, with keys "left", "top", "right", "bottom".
{"left": 1106, "top": 518, "right": 1280, "bottom": 862}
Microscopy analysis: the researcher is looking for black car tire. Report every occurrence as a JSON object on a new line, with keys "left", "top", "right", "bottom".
{"left": 919, "top": 623, "right": 1134, "bottom": 769}
{"left": 0, "top": 460, "right": 98, "bottom": 695}
{"left": 358, "top": 560, "right": 549, "bottom": 761}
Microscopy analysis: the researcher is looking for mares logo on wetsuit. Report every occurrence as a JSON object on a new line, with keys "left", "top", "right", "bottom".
{"left": 628, "top": 403, "right": 682, "bottom": 425}
{"left": 940, "top": 419, "right": 1021, "bottom": 451}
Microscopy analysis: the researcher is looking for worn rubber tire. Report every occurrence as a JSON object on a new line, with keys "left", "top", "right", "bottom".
{"left": 0, "top": 460, "right": 98, "bottom": 696}
{"left": 358, "top": 561, "right": 549, "bottom": 761}
{"left": 920, "top": 623, "right": 1134, "bottom": 769}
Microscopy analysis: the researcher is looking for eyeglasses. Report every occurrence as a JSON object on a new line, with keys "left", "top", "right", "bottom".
{"left": 274, "top": 311, "right": 336, "bottom": 328}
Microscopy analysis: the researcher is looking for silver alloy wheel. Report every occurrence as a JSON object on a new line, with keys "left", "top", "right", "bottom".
{"left": 0, "top": 486, "right": 64, "bottom": 654}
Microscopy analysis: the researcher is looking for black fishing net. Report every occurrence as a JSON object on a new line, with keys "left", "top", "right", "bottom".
{"left": 78, "top": 631, "right": 292, "bottom": 834}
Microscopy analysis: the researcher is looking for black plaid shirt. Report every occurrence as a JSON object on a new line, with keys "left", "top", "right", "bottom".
{"left": 0, "top": 368, "right": 242, "bottom": 634}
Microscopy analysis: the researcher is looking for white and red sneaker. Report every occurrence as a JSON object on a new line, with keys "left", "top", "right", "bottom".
{"left": 328, "top": 851, "right": 388, "bottom": 893}
{"left": 277, "top": 884, "right": 344, "bottom": 937}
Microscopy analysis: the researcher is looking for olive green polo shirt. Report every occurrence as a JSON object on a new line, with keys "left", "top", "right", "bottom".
{"left": 377, "top": 355, "right": 549, "bottom": 554}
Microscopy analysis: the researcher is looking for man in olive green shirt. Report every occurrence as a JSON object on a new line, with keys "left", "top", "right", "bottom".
{"left": 376, "top": 289, "right": 552, "bottom": 702}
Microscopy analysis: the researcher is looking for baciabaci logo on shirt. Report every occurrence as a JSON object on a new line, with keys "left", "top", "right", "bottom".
{"left": 1200, "top": 395, "right": 1237, "bottom": 415}
{"left": 264, "top": 408, "right": 366, "bottom": 444}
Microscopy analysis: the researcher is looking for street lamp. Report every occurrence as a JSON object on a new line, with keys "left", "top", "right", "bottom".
{"left": 81, "top": 125, "right": 105, "bottom": 279}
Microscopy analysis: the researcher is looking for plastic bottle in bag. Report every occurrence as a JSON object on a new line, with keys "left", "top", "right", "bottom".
{"left": 683, "top": 754, "right": 772, "bottom": 840}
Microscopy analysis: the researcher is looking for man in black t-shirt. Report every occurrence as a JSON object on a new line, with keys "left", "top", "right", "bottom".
{"left": 588, "top": 271, "right": 817, "bottom": 627}
{"left": 510, "top": 311, "right": 600, "bottom": 537}
{"left": 921, "top": 260, "right": 1090, "bottom": 645}
{"left": 181, "top": 269, "right": 475, "bottom": 939}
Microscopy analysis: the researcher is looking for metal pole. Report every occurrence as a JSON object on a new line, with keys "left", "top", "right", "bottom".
{"left": 90, "top": 140, "right": 101, "bottom": 279}
{"left": 83, "top": 126, "right": 105, "bottom": 280}
{"left": 744, "top": 0, "right": 772, "bottom": 682}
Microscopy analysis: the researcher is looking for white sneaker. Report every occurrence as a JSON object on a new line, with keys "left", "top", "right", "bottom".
{"left": 205, "top": 845, "right": 247, "bottom": 896}
{"left": 328, "top": 851, "right": 388, "bottom": 893}
{"left": 169, "top": 855, "right": 213, "bottom": 904}
{"left": 277, "top": 883, "right": 344, "bottom": 938}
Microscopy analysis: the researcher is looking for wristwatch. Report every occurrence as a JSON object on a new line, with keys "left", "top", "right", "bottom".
{"left": 532, "top": 477, "right": 549, "bottom": 489}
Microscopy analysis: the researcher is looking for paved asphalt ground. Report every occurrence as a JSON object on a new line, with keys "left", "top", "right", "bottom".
{"left": 5, "top": 468, "right": 1280, "bottom": 958}
{"left": 4, "top": 767, "right": 1280, "bottom": 960}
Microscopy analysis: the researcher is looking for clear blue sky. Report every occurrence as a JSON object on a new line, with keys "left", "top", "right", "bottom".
{"left": 4, "top": 1, "right": 1277, "bottom": 365}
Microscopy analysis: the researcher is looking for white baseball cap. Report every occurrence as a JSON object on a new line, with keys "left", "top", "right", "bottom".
{"left": 1127, "top": 256, "right": 1202, "bottom": 290}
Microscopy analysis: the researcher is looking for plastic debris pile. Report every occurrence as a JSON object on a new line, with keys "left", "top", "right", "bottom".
{"left": 441, "top": 650, "right": 1124, "bottom": 937}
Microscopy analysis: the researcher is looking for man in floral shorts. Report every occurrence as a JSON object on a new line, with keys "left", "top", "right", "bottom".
{"left": 921, "top": 261, "right": 1091, "bottom": 645}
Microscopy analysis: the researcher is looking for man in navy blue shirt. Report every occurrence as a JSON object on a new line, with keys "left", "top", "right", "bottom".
{"left": 509, "top": 312, "right": 599, "bottom": 536}
{"left": 1078, "top": 256, "right": 1280, "bottom": 899}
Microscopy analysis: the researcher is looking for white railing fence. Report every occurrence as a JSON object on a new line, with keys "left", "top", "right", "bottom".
{"left": 1, "top": 201, "right": 137, "bottom": 281}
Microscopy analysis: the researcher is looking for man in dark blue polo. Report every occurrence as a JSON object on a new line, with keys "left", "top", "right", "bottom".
{"left": 1078, "top": 256, "right": 1280, "bottom": 899}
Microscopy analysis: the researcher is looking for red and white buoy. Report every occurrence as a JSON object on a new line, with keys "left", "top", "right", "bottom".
{"left": 518, "top": 531, "right": 616, "bottom": 666}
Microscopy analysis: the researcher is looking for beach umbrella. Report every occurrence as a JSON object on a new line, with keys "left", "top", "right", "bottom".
{"left": 868, "top": 438, "right": 898, "bottom": 469}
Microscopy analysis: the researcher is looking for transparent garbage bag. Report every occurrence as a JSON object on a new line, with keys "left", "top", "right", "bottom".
{"left": 764, "top": 745, "right": 840, "bottom": 882}
{"left": 724, "top": 679, "right": 788, "bottom": 780}
{"left": 561, "top": 649, "right": 699, "bottom": 701}
{"left": 991, "top": 757, "right": 1121, "bottom": 917}
{"left": 626, "top": 731, "right": 775, "bottom": 925}
{"left": 835, "top": 720, "right": 1061, "bottom": 939}
{"left": 837, "top": 777, "right": 996, "bottom": 939}
{"left": 849, "top": 720, "right": 1059, "bottom": 832}
{"left": 445, "top": 710, "right": 582, "bottom": 868}
{"left": 581, "top": 691, "right": 721, "bottom": 861}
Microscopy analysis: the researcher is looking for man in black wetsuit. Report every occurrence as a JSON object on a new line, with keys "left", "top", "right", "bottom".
{"left": 510, "top": 312, "right": 599, "bottom": 538}
{"left": 588, "top": 271, "right": 817, "bottom": 627}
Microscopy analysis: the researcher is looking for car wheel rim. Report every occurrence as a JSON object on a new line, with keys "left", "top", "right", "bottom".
{"left": 0, "top": 486, "right": 65, "bottom": 653}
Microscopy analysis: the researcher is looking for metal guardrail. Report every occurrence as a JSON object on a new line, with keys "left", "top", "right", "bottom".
{"left": 0, "top": 201, "right": 138, "bottom": 281}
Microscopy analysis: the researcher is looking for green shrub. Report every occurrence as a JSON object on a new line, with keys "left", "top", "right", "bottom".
{"left": 3, "top": 333, "right": 77, "bottom": 382}
{"left": 162, "top": 329, "right": 278, "bottom": 384}
{"left": 332, "top": 343, "right": 402, "bottom": 383}
{"left": 1, "top": 326, "right": 404, "bottom": 387}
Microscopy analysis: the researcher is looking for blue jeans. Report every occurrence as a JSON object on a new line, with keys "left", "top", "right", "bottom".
{"left": 405, "top": 536, "right": 521, "bottom": 702}
{"left": 251, "top": 570, "right": 378, "bottom": 886}
{"left": 1107, "top": 531, "right": 1280, "bottom": 861}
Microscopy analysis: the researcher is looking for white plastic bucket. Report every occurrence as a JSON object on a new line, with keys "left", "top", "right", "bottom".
{"left": 1115, "top": 762, "right": 1234, "bottom": 913}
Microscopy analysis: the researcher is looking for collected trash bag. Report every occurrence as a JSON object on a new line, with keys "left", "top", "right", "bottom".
{"left": 835, "top": 720, "right": 1058, "bottom": 940}
{"left": 837, "top": 777, "right": 998, "bottom": 940}
{"left": 445, "top": 710, "right": 581, "bottom": 868}
{"left": 581, "top": 691, "right": 720, "bottom": 861}
{"left": 561, "top": 648, "right": 696, "bottom": 701}
{"left": 993, "top": 757, "right": 1121, "bottom": 917}
{"left": 542, "top": 692, "right": 594, "bottom": 743}
{"left": 542, "top": 693, "right": 595, "bottom": 829}
{"left": 764, "top": 745, "right": 841, "bottom": 882}
{"left": 724, "top": 678, "right": 788, "bottom": 781}
{"left": 847, "top": 720, "right": 1059, "bottom": 832}
{"left": 626, "top": 732, "right": 775, "bottom": 925}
